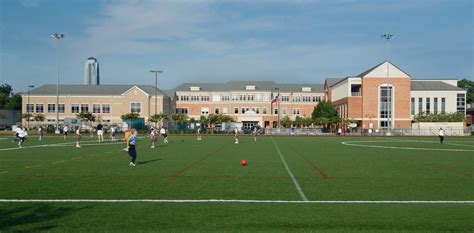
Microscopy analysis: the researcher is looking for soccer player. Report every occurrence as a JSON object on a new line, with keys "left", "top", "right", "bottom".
{"left": 196, "top": 126, "right": 202, "bottom": 141}
{"left": 234, "top": 127, "right": 240, "bottom": 144}
{"left": 14, "top": 126, "right": 22, "bottom": 141}
{"left": 63, "top": 125, "right": 69, "bottom": 140}
{"left": 150, "top": 127, "right": 157, "bottom": 148}
{"left": 38, "top": 125, "right": 43, "bottom": 140}
{"left": 75, "top": 126, "right": 82, "bottom": 148}
{"left": 17, "top": 127, "right": 27, "bottom": 148}
{"left": 96, "top": 123, "right": 104, "bottom": 143}
{"left": 110, "top": 125, "right": 116, "bottom": 141}
{"left": 438, "top": 128, "right": 445, "bottom": 144}
{"left": 127, "top": 129, "right": 138, "bottom": 167}
{"left": 160, "top": 126, "right": 168, "bottom": 144}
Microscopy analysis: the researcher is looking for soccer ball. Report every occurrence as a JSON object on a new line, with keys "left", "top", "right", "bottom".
{"left": 241, "top": 160, "right": 247, "bottom": 166}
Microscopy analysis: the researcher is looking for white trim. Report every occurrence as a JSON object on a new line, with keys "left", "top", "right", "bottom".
{"left": 0, "top": 199, "right": 471, "bottom": 204}
{"left": 122, "top": 86, "right": 150, "bottom": 97}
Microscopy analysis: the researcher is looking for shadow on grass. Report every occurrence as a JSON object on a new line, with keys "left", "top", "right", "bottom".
{"left": 138, "top": 158, "right": 162, "bottom": 165}
{"left": 0, "top": 204, "right": 91, "bottom": 232}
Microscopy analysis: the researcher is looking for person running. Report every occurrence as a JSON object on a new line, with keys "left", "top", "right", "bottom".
{"left": 127, "top": 129, "right": 138, "bottom": 167}
{"left": 150, "top": 127, "right": 158, "bottom": 148}
{"left": 252, "top": 125, "right": 259, "bottom": 142}
{"left": 234, "top": 127, "right": 240, "bottom": 144}
{"left": 110, "top": 125, "right": 116, "bottom": 141}
{"left": 63, "top": 125, "right": 69, "bottom": 140}
{"left": 38, "top": 125, "right": 43, "bottom": 141}
{"left": 160, "top": 126, "right": 168, "bottom": 144}
{"left": 14, "top": 126, "right": 22, "bottom": 141}
{"left": 17, "top": 127, "right": 27, "bottom": 148}
{"left": 438, "top": 128, "right": 445, "bottom": 144}
{"left": 196, "top": 125, "right": 202, "bottom": 141}
{"left": 96, "top": 123, "right": 104, "bottom": 143}
{"left": 75, "top": 126, "right": 82, "bottom": 148}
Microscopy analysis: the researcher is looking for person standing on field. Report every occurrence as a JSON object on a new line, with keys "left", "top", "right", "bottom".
{"left": 127, "top": 129, "right": 138, "bottom": 167}
{"left": 150, "top": 127, "right": 157, "bottom": 148}
{"left": 17, "top": 127, "right": 27, "bottom": 148}
{"left": 234, "top": 127, "right": 240, "bottom": 144}
{"left": 110, "top": 125, "right": 116, "bottom": 141}
{"left": 438, "top": 128, "right": 445, "bottom": 144}
{"left": 96, "top": 123, "right": 104, "bottom": 143}
{"left": 38, "top": 125, "right": 43, "bottom": 140}
{"left": 160, "top": 126, "right": 168, "bottom": 144}
{"left": 63, "top": 125, "right": 69, "bottom": 140}
{"left": 196, "top": 126, "right": 202, "bottom": 141}
{"left": 75, "top": 126, "right": 82, "bottom": 148}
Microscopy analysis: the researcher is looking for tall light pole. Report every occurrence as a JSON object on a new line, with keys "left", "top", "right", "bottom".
{"left": 27, "top": 85, "right": 34, "bottom": 129}
{"left": 150, "top": 70, "right": 163, "bottom": 116}
{"left": 51, "top": 33, "right": 64, "bottom": 134}
{"left": 274, "top": 87, "right": 280, "bottom": 128}
{"left": 381, "top": 33, "right": 395, "bottom": 130}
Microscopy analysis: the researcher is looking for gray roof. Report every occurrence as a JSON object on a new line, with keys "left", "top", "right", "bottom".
{"left": 357, "top": 60, "right": 411, "bottom": 77}
{"left": 325, "top": 77, "right": 347, "bottom": 87}
{"left": 411, "top": 81, "right": 464, "bottom": 91}
{"left": 175, "top": 81, "right": 324, "bottom": 93}
{"left": 28, "top": 84, "right": 169, "bottom": 97}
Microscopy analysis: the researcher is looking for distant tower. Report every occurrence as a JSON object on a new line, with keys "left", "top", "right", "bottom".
{"left": 84, "top": 57, "right": 100, "bottom": 85}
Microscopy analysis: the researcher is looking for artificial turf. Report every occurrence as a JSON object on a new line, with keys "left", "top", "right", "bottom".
{"left": 0, "top": 134, "right": 473, "bottom": 232}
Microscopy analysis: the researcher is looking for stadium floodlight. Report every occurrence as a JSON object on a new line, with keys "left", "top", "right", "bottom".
{"left": 150, "top": 70, "right": 164, "bottom": 116}
{"left": 381, "top": 33, "right": 395, "bottom": 130}
{"left": 51, "top": 33, "right": 65, "bottom": 134}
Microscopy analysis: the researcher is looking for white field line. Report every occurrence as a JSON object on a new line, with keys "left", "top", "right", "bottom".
{"left": 52, "top": 160, "right": 65, "bottom": 164}
{"left": 271, "top": 137, "right": 308, "bottom": 202}
{"left": 0, "top": 141, "right": 123, "bottom": 152}
{"left": 0, "top": 199, "right": 472, "bottom": 204}
{"left": 341, "top": 141, "right": 474, "bottom": 152}
{"left": 384, "top": 137, "right": 474, "bottom": 148}
{"left": 0, "top": 171, "right": 8, "bottom": 174}
{"left": 24, "top": 165, "right": 42, "bottom": 169}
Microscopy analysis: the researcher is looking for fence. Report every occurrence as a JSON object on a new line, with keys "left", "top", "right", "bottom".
{"left": 263, "top": 127, "right": 471, "bottom": 136}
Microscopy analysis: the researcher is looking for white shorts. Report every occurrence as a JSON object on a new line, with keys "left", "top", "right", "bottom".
{"left": 97, "top": 130, "right": 103, "bottom": 136}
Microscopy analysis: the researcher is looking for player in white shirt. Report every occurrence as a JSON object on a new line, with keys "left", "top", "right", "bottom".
{"left": 438, "top": 128, "right": 446, "bottom": 144}
{"left": 234, "top": 127, "right": 240, "bottom": 144}
{"left": 63, "top": 125, "right": 69, "bottom": 141}
{"left": 196, "top": 126, "right": 202, "bottom": 141}
{"left": 150, "top": 127, "right": 158, "bottom": 148}
{"left": 75, "top": 126, "right": 82, "bottom": 148}
{"left": 14, "top": 127, "right": 22, "bottom": 141}
{"left": 17, "top": 127, "right": 27, "bottom": 148}
{"left": 110, "top": 126, "right": 116, "bottom": 141}
{"left": 160, "top": 126, "right": 168, "bottom": 144}
{"left": 38, "top": 125, "right": 43, "bottom": 140}
{"left": 252, "top": 125, "right": 259, "bottom": 142}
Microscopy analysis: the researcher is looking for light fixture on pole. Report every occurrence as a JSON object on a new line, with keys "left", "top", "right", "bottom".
{"left": 149, "top": 70, "right": 163, "bottom": 116}
{"left": 27, "top": 85, "right": 34, "bottom": 129}
{"left": 381, "top": 33, "right": 395, "bottom": 130}
{"left": 51, "top": 33, "right": 64, "bottom": 134}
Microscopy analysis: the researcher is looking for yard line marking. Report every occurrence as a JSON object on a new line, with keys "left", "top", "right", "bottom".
{"left": 271, "top": 137, "right": 308, "bottom": 202}
{"left": 0, "top": 199, "right": 472, "bottom": 204}
{"left": 168, "top": 146, "right": 226, "bottom": 179}
{"left": 341, "top": 141, "right": 474, "bottom": 152}
{"left": 0, "top": 171, "right": 8, "bottom": 174}
{"left": 25, "top": 165, "right": 42, "bottom": 169}
{"left": 52, "top": 160, "right": 65, "bottom": 164}
{"left": 0, "top": 141, "right": 123, "bottom": 152}
{"left": 384, "top": 137, "right": 474, "bottom": 148}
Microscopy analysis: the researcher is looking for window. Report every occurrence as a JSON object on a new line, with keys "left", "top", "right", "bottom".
{"left": 93, "top": 104, "right": 100, "bottom": 113}
{"left": 180, "top": 96, "right": 189, "bottom": 101}
{"left": 263, "top": 108, "right": 267, "bottom": 114}
{"left": 35, "top": 104, "right": 43, "bottom": 113}
{"left": 176, "top": 108, "right": 188, "bottom": 114}
{"left": 234, "top": 107, "right": 239, "bottom": 114}
{"left": 240, "top": 94, "right": 246, "bottom": 101}
{"left": 81, "top": 104, "right": 89, "bottom": 113}
{"left": 441, "top": 97, "right": 446, "bottom": 113}
{"left": 48, "top": 104, "right": 55, "bottom": 113}
{"left": 303, "top": 96, "right": 311, "bottom": 102}
{"left": 222, "top": 96, "right": 230, "bottom": 101}
{"left": 201, "top": 96, "right": 209, "bottom": 102}
{"left": 201, "top": 107, "right": 209, "bottom": 115}
{"left": 252, "top": 107, "right": 259, "bottom": 114}
{"left": 247, "top": 95, "right": 254, "bottom": 101}
{"left": 214, "top": 108, "right": 219, "bottom": 114}
{"left": 27, "top": 104, "right": 34, "bottom": 113}
{"left": 410, "top": 98, "right": 415, "bottom": 115}
{"left": 457, "top": 93, "right": 466, "bottom": 113}
{"left": 379, "top": 86, "right": 393, "bottom": 128}
{"left": 191, "top": 96, "right": 199, "bottom": 101}
{"left": 281, "top": 96, "right": 289, "bottom": 102}
{"left": 282, "top": 108, "right": 287, "bottom": 115}
{"left": 72, "top": 104, "right": 79, "bottom": 113}
{"left": 274, "top": 108, "right": 278, "bottom": 114}
{"left": 102, "top": 104, "right": 110, "bottom": 113}
{"left": 293, "top": 108, "right": 300, "bottom": 115}
{"left": 426, "top": 98, "right": 430, "bottom": 113}
{"left": 292, "top": 96, "right": 301, "bottom": 102}
{"left": 263, "top": 95, "right": 270, "bottom": 102}
{"left": 255, "top": 94, "right": 262, "bottom": 101}
{"left": 131, "top": 103, "right": 141, "bottom": 113}
{"left": 314, "top": 96, "right": 321, "bottom": 102}
{"left": 232, "top": 94, "right": 238, "bottom": 101}
{"left": 434, "top": 98, "right": 438, "bottom": 114}
{"left": 418, "top": 97, "right": 423, "bottom": 114}
{"left": 58, "top": 104, "right": 65, "bottom": 113}
{"left": 212, "top": 95, "right": 221, "bottom": 102}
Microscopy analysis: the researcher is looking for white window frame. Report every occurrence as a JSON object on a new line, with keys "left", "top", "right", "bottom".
{"left": 130, "top": 102, "right": 141, "bottom": 113}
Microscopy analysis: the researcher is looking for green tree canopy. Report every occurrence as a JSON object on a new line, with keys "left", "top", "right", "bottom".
{"left": 414, "top": 112, "right": 466, "bottom": 122}
{"left": 121, "top": 113, "right": 140, "bottom": 121}
{"left": 0, "top": 84, "right": 22, "bottom": 110}
{"left": 77, "top": 112, "right": 96, "bottom": 122}
{"left": 311, "top": 101, "right": 339, "bottom": 128}
{"left": 34, "top": 113, "right": 46, "bottom": 122}
{"left": 171, "top": 113, "right": 188, "bottom": 124}
{"left": 458, "top": 79, "right": 473, "bottom": 104}
{"left": 280, "top": 115, "right": 293, "bottom": 128}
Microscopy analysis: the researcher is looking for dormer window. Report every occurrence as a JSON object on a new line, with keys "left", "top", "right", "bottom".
{"left": 302, "top": 87, "right": 312, "bottom": 92}
{"left": 190, "top": 86, "right": 201, "bottom": 91}
{"left": 245, "top": 85, "right": 256, "bottom": 90}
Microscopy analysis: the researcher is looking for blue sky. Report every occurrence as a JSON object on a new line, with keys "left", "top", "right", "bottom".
{"left": 1, "top": 0, "right": 472, "bottom": 93}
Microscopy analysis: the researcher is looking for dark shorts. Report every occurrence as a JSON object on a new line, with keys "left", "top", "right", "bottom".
{"left": 16, "top": 133, "right": 19, "bottom": 137}
{"left": 161, "top": 134, "right": 167, "bottom": 138}
{"left": 64, "top": 132, "right": 68, "bottom": 136}
{"left": 19, "top": 137, "right": 25, "bottom": 142}
{"left": 128, "top": 146, "right": 137, "bottom": 157}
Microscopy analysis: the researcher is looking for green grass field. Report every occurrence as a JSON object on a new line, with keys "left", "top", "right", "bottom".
{"left": 0, "top": 134, "right": 473, "bottom": 232}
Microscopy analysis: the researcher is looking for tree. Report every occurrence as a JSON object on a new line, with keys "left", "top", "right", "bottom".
{"left": 0, "top": 84, "right": 21, "bottom": 110}
{"left": 171, "top": 113, "right": 188, "bottom": 124}
{"left": 121, "top": 113, "right": 140, "bottom": 121}
{"left": 280, "top": 115, "right": 293, "bottom": 128}
{"left": 77, "top": 112, "right": 96, "bottom": 122}
{"left": 5, "top": 93, "right": 22, "bottom": 110}
{"left": 303, "top": 117, "right": 313, "bottom": 127}
{"left": 293, "top": 116, "right": 305, "bottom": 128}
{"left": 415, "top": 112, "right": 466, "bottom": 122}
{"left": 458, "top": 79, "right": 473, "bottom": 104}
{"left": 312, "top": 101, "right": 339, "bottom": 128}
{"left": 21, "top": 113, "right": 32, "bottom": 122}
{"left": 149, "top": 113, "right": 168, "bottom": 127}
{"left": 34, "top": 113, "right": 46, "bottom": 122}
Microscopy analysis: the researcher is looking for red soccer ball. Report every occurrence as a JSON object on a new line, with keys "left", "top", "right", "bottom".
{"left": 241, "top": 160, "right": 247, "bottom": 166}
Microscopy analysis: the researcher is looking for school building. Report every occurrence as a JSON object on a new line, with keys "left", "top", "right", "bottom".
{"left": 22, "top": 85, "right": 173, "bottom": 126}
